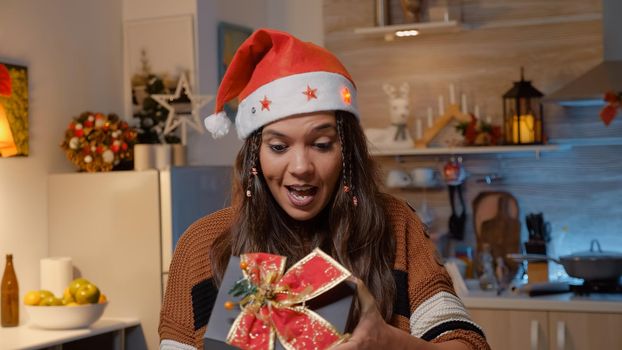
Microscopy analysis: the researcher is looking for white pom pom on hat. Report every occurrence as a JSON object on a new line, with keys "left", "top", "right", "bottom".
{"left": 203, "top": 28, "right": 359, "bottom": 140}
{"left": 204, "top": 111, "right": 231, "bottom": 139}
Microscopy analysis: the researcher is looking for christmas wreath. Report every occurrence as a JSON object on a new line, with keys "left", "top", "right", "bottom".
{"left": 61, "top": 112, "right": 137, "bottom": 172}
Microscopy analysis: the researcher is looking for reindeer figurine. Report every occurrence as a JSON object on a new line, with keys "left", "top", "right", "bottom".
{"left": 364, "top": 82, "right": 414, "bottom": 150}
{"left": 401, "top": 0, "right": 425, "bottom": 23}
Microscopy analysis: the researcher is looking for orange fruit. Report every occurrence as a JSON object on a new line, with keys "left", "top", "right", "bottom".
{"left": 24, "top": 290, "right": 41, "bottom": 306}
{"left": 98, "top": 293, "right": 107, "bottom": 304}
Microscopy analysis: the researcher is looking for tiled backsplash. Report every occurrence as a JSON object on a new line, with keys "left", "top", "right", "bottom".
{"left": 378, "top": 105, "right": 622, "bottom": 282}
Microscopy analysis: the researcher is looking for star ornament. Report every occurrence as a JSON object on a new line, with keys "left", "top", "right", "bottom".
{"left": 303, "top": 85, "right": 318, "bottom": 101}
{"left": 260, "top": 95, "right": 272, "bottom": 111}
{"left": 151, "top": 74, "right": 213, "bottom": 145}
{"left": 341, "top": 87, "right": 352, "bottom": 105}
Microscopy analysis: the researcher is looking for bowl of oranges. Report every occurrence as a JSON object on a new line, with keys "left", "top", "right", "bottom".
{"left": 24, "top": 278, "right": 108, "bottom": 329}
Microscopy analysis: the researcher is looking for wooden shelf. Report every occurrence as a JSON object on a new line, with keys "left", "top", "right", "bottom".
{"left": 465, "top": 13, "right": 601, "bottom": 30}
{"left": 354, "top": 20, "right": 462, "bottom": 40}
{"left": 352, "top": 13, "right": 600, "bottom": 41}
{"left": 369, "top": 144, "right": 571, "bottom": 157}
{"left": 553, "top": 137, "right": 622, "bottom": 147}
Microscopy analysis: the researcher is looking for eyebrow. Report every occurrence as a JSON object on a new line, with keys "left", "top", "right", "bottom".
{"left": 263, "top": 123, "right": 337, "bottom": 138}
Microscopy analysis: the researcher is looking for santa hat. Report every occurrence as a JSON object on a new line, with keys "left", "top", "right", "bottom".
{"left": 204, "top": 28, "right": 359, "bottom": 139}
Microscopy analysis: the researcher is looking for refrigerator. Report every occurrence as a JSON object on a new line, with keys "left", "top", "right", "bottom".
{"left": 48, "top": 166, "right": 232, "bottom": 350}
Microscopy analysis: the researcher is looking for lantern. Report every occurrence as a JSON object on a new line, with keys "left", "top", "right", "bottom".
{"left": 502, "top": 68, "right": 544, "bottom": 145}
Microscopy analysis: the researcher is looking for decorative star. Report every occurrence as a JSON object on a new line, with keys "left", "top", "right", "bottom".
{"left": 260, "top": 95, "right": 272, "bottom": 111}
{"left": 151, "top": 73, "right": 213, "bottom": 145}
{"left": 341, "top": 87, "right": 352, "bottom": 105}
{"left": 302, "top": 85, "right": 318, "bottom": 101}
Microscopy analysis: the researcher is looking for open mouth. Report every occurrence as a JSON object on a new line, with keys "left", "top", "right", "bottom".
{"left": 286, "top": 185, "right": 318, "bottom": 207}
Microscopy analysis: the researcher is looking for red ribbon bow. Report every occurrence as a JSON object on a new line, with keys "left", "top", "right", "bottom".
{"left": 226, "top": 248, "right": 351, "bottom": 350}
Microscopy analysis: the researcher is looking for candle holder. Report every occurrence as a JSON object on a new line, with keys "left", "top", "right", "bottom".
{"left": 502, "top": 68, "right": 544, "bottom": 145}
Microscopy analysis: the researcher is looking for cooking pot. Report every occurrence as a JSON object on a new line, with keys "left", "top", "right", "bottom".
{"left": 508, "top": 239, "right": 622, "bottom": 281}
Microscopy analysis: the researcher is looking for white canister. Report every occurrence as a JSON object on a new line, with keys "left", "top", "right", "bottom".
{"left": 40, "top": 257, "right": 73, "bottom": 297}
{"left": 134, "top": 144, "right": 173, "bottom": 170}
{"left": 133, "top": 144, "right": 155, "bottom": 171}
{"left": 153, "top": 144, "right": 172, "bottom": 170}
{"left": 171, "top": 144, "right": 187, "bottom": 166}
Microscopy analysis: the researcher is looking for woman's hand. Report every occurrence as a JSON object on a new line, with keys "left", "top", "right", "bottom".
{"left": 332, "top": 277, "right": 397, "bottom": 350}
{"left": 333, "top": 278, "right": 469, "bottom": 350}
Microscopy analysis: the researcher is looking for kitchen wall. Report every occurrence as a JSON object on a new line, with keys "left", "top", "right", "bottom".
{"left": 324, "top": 0, "right": 622, "bottom": 278}
{"left": 0, "top": 0, "right": 323, "bottom": 324}
{"left": 0, "top": 0, "right": 124, "bottom": 303}
{"left": 187, "top": 0, "right": 324, "bottom": 165}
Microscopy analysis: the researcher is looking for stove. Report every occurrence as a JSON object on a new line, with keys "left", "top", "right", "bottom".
{"left": 569, "top": 279, "right": 622, "bottom": 295}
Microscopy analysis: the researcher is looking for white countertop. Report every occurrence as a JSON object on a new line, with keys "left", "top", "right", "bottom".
{"left": 0, "top": 317, "right": 140, "bottom": 350}
{"left": 462, "top": 290, "right": 622, "bottom": 313}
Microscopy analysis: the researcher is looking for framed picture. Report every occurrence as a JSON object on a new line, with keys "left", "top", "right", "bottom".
{"left": 0, "top": 62, "right": 28, "bottom": 157}
{"left": 124, "top": 15, "right": 196, "bottom": 142}
{"left": 217, "top": 22, "right": 252, "bottom": 114}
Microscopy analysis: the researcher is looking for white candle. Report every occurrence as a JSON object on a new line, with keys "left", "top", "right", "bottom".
{"left": 461, "top": 93, "right": 468, "bottom": 114}
{"left": 474, "top": 105, "right": 480, "bottom": 118}
{"left": 485, "top": 116, "right": 492, "bottom": 124}
{"left": 427, "top": 108, "right": 434, "bottom": 127}
{"left": 416, "top": 118, "right": 422, "bottom": 139}
{"left": 438, "top": 95, "right": 444, "bottom": 115}
{"left": 449, "top": 84, "right": 456, "bottom": 104}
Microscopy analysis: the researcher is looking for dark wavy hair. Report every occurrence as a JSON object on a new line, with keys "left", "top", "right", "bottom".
{"left": 210, "top": 111, "right": 396, "bottom": 322}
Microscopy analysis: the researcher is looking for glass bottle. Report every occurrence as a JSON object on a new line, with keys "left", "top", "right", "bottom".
{"left": 1, "top": 254, "right": 19, "bottom": 327}
{"left": 478, "top": 244, "right": 498, "bottom": 291}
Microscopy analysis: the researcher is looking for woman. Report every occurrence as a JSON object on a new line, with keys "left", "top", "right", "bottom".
{"left": 159, "top": 28, "right": 489, "bottom": 350}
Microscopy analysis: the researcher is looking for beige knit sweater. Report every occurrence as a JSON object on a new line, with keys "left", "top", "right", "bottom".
{"left": 159, "top": 195, "right": 490, "bottom": 349}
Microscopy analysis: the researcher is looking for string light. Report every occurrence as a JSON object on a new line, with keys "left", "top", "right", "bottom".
{"left": 395, "top": 30, "right": 419, "bottom": 37}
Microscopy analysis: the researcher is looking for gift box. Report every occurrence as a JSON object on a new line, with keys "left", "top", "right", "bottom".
{"left": 204, "top": 249, "right": 356, "bottom": 350}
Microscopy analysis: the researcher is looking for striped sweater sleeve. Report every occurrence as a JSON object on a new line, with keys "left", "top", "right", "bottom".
{"left": 386, "top": 196, "right": 490, "bottom": 349}
{"left": 159, "top": 208, "right": 233, "bottom": 350}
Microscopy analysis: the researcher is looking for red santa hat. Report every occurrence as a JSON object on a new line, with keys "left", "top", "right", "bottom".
{"left": 204, "top": 28, "right": 359, "bottom": 139}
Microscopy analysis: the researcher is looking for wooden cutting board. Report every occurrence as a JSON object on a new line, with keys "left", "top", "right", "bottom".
{"left": 474, "top": 192, "right": 521, "bottom": 278}
{"left": 480, "top": 196, "right": 521, "bottom": 277}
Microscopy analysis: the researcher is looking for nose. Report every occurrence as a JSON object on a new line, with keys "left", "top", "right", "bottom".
{"left": 288, "top": 148, "right": 314, "bottom": 178}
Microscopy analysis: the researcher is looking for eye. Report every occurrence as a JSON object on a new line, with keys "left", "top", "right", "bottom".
{"left": 268, "top": 143, "right": 288, "bottom": 153}
{"left": 314, "top": 141, "right": 334, "bottom": 151}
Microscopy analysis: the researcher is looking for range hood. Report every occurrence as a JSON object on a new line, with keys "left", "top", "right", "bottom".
{"left": 546, "top": 0, "right": 622, "bottom": 107}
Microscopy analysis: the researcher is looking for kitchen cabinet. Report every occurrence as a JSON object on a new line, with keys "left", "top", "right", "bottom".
{"left": 47, "top": 167, "right": 231, "bottom": 350}
{"left": 468, "top": 307, "right": 622, "bottom": 350}
{"left": 48, "top": 171, "right": 161, "bottom": 350}
{"left": 469, "top": 309, "right": 548, "bottom": 350}
{"left": 548, "top": 311, "right": 622, "bottom": 350}
{"left": 0, "top": 318, "right": 140, "bottom": 350}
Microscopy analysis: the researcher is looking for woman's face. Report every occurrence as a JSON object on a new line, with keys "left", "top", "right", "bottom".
{"left": 259, "top": 112, "right": 342, "bottom": 221}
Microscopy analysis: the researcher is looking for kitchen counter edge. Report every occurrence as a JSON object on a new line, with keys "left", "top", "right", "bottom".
{"left": 461, "top": 291, "right": 622, "bottom": 313}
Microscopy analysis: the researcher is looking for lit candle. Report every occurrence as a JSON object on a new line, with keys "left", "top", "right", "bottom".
{"left": 461, "top": 93, "right": 468, "bottom": 114}
{"left": 449, "top": 84, "right": 456, "bottom": 104}
{"left": 512, "top": 114, "right": 535, "bottom": 143}
{"left": 416, "top": 118, "right": 422, "bottom": 139}
{"left": 438, "top": 95, "right": 444, "bottom": 115}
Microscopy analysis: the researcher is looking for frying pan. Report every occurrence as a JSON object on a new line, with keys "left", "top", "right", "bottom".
{"left": 508, "top": 239, "right": 622, "bottom": 281}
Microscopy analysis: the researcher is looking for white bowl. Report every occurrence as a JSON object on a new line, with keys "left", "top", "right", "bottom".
{"left": 26, "top": 302, "right": 108, "bottom": 329}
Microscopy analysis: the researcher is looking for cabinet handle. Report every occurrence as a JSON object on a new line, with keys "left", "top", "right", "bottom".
{"left": 557, "top": 321, "right": 566, "bottom": 350}
{"left": 530, "top": 320, "right": 539, "bottom": 350}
